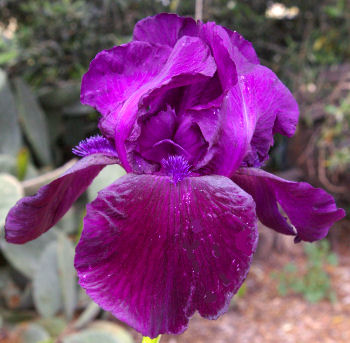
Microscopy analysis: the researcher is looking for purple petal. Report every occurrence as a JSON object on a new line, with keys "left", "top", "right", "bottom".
{"left": 138, "top": 107, "right": 177, "bottom": 158}
{"left": 5, "top": 154, "right": 118, "bottom": 244}
{"left": 199, "top": 88, "right": 256, "bottom": 177}
{"left": 115, "top": 35, "right": 216, "bottom": 171}
{"left": 173, "top": 116, "right": 208, "bottom": 165}
{"left": 224, "top": 29, "right": 260, "bottom": 67}
{"left": 237, "top": 65, "right": 299, "bottom": 167}
{"left": 75, "top": 174, "right": 257, "bottom": 338}
{"left": 232, "top": 168, "right": 345, "bottom": 242}
{"left": 81, "top": 41, "right": 171, "bottom": 138}
{"left": 199, "top": 22, "right": 237, "bottom": 89}
{"left": 133, "top": 13, "right": 198, "bottom": 47}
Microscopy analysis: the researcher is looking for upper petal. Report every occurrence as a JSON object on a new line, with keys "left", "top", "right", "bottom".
{"left": 232, "top": 168, "right": 345, "bottom": 242}
{"left": 81, "top": 40, "right": 171, "bottom": 138}
{"left": 115, "top": 35, "right": 216, "bottom": 171}
{"left": 5, "top": 154, "right": 118, "bottom": 244}
{"left": 133, "top": 13, "right": 198, "bottom": 47}
{"left": 199, "top": 88, "right": 256, "bottom": 177}
{"left": 238, "top": 65, "right": 299, "bottom": 167}
{"left": 75, "top": 174, "right": 257, "bottom": 338}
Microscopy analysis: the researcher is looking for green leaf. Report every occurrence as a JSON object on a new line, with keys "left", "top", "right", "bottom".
{"left": 14, "top": 78, "right": 52, "bottom": 165}
{"left": 0, "top": 154, "right": 17, "bottom": 175}
{"left": 18, "top": 323, "right": 50, "bottom": 343}
{"left": 36, "top": 317, "right": 67, "bottom": 338}
{"left": 87, "top": 164, "right": 125, "bottom": 201}
{"left": 63, "top": 321, "right": 134, "bottom": 343}
{"left": 33, "top": 241, "right": 62, "bottom": 318}
{"left": 57, "top": 232, "right": 77, "bottom": 320}
{"left": 0, "top": 69, "right": 22, "bottom": 155}
{"left": 0, "top": 228, "right": 57, "bottom": 278}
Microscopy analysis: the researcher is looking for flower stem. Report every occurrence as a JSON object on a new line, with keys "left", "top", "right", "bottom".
{"left": 142, "top": 335, "right": 161, "bottom": 343}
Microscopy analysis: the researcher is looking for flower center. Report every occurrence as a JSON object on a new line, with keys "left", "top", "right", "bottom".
{"left": 161, "top": 155, "right": 191, "bottom": 184}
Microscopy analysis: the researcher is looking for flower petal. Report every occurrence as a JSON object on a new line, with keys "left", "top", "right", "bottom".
{"left": 232, "top": 168, "right": 345, "bottom": 242}
{"left": 133, "top": 13, "right": 198, "bottom": 47}
{"left": 239, "top": 66, "right": 299, "bottom": 167}
{"left": 115, "top": 35, "right": 216, "bottom": 171}
{"left": 75, "top": 174, "right": 257, "bottom": 338}
{"left": 5, "top": 154, "right": 118, "bottom": 244}
{"left": 200, "top": 22, "right": 237, "bottom": 90}
{"left": 200, "top": 88, "right": 255, "bottom": 177}
{"left": 81, "top": 41, "right": 171, "bottom": 117}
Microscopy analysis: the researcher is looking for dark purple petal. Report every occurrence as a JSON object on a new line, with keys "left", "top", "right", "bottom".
{"left": 138, "top": 107, "right": 177, "bottom": 159}
{"left": 5, "top": 154, "right": 118, "bottom": 244}
{"left": 75, "top": 174, "right": 257, "bottom": 338}
{"left": 115, "top": 35, "right": 216, "bottom": 171}
{"left": 232, "top": 168, "right": 345, "bottom": 242}
{"left": 173, "top": 116, "right": 208, "bottom": 165}
{"left": 133, "top": 13, "right": 198, "bottom": 47}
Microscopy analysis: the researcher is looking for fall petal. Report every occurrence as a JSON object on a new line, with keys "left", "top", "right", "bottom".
{"left": 5, "top": 154, "right": 118, "bottom": 244}
{"left": 232, "top": 168, "right": 345, "bottom": 242}
{"left": 75, "top": 173, "right": 257, "bottom": 338}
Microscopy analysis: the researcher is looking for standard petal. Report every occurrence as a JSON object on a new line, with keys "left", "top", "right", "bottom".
{"left": 75, "top": 174, "right": 257, "bottom": 338}
{"left": 232, "top": 168, "right": 345, "bottom": 242}
{"left": 199, "top": 88, "right": 256, "bottom": 177}
{"left": 238, "top": 65, "right": 299, "bottom": 167}
{"left": 133, "top": 13, "right": 198, "bottom": 47}
{"left": 5, "top": 154, "right": 118, "bottom": 244}
{"left": 199, "top": 22, "right": 237, "bottom": 90}
{"left": 115, "top": 35, "right": 216, "bottom": 171}
{"left": 81, "top": 40, "right": 171, "bottom": 139}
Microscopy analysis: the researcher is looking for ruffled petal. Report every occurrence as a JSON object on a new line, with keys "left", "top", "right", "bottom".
{"left": 224, "top": 29, "right": 260, "bottom": 67}
{"left": 5, "top": 154, "right": 118, "bottom": 244}
{"left": 115, "top": 35, "right": 216, "bottom": 171}
{"left": 133, "top": 13, "right": 198, "bottom": 47}
{"left": 81, "top": 41, "right": 171, "bottom": 116}
{"left": 232, "top": 168, "right": 345, "bottom": 242}
{"left": 75, "top": 174, "right": 257, "bottom": 338}
{"left": 238, "top": 65, "right": 299, "bottom": 167}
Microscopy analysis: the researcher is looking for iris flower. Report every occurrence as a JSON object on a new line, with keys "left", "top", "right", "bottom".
{"left": 5, "top": 14, "right": 345, "bottom": 339}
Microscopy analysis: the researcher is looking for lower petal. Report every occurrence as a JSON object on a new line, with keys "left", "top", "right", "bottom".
{"left": 75, "top": 174, "right": 257, "bottom": 338}
{"left": 5, "top": 154, "right": 118, "bottom": 244}
{"left": 232, "top": 168, "right": 345, "bottom": 242}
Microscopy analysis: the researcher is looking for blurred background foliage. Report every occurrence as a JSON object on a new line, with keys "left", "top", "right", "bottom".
{"left": 0, "top": 1, "right": 349, "bottom": 342}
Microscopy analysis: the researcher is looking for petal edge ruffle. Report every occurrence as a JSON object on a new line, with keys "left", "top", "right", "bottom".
{"left": 232, "top": 168, "right": 345, "bottom": 242}
{"left": 5, "top": 154, "right": 118, "bottom": 244}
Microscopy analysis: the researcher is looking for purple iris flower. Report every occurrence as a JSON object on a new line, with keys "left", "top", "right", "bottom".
{"left": 5, "top": 13, "right": 345, "bottom": 338}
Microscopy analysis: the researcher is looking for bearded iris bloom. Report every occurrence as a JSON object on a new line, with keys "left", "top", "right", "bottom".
{"left": 5, "top": 13, "right": 345, "bottom": 339}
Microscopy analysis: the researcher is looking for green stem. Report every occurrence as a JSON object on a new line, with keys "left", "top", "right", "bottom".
{"left": 142, "top": 335, "right": 161, "bottom": 343}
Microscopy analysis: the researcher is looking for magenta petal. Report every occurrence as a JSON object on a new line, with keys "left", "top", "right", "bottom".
{"left": 75, "top": 174, "right": 257, "bottom": 338}
{"left": 133, "top": 13, "right": 198, "bottom": 47}
{"left": 232, "top": 168, "right": 345, "bottom": 242}
{"left": 5, "top": 154, "right": 118, "bottom": 244}
{"left": 203, "top": 88, "right": 255, "bottom": 176}
{"left": 238, "top": 65, "right": 299, "bottom": 167}
{"left": 115, "top": 35, "right": 216, "bottom": 171}
{"left": 81, "top": 40, "right": 171, "bottom": 119}
{"left": 199, "top": 23, "right": 238, "bottom": 89}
